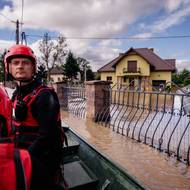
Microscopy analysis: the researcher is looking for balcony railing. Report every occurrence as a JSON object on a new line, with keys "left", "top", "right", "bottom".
{"left": 123, "top": 67, "right": 141, "bottom": 73}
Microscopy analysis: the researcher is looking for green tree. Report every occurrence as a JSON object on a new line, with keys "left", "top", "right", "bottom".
{"left": 86, "top": 68, "right": 95, "bottom": 81}
{"left": 172, "top": 73, "right": 179, "bottom": 84}
{"left": 39, "top": 33, "right": 67, "bottom": 81}
{"left": 172, "top": 69, "right": 190, "bottom": 87}
{"left": 36, "top": 64, "right": 47, "bottom": 83}
{"left": 95, "top": 73, "right": 100, "bottom": 80}
{"left": 63, "top": 51, "right": 79, "bottom": 80}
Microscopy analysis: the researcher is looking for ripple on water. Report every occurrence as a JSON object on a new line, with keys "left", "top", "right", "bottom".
{"left": 61, "top": 109, "right": 190, "bottom": 190}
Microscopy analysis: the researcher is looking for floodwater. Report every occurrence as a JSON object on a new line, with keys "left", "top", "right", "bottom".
{"left": 61, "top": 109, "right": 190, "bottom": 190}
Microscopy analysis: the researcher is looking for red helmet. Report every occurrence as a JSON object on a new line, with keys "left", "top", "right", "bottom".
{"left": 4, "top": 44, "right": 36, "bottom": 74}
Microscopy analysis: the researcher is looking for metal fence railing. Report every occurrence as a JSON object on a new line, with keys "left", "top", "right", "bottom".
{"left": 59, "top": 84, "right": 190, "bottom": 165}
{"left": 97, "top": 88, "right": 190, "bottom": 165}
{"left": 61, "top": 86, "right": 86, "bottom": 118}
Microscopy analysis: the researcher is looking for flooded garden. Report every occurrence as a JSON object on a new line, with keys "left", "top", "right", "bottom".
{"left": 59, "top": 83, "right": 190, "bottom": 190}
{"left": 61, "top": 110, "right": 190, "bottom": 190}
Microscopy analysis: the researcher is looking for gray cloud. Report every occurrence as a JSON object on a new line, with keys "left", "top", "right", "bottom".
{"left": 136, "top": 1, "right": 190, "bottom": 36}
{"left": 0, "top": 0, "right": 190, "bottom": 70}
{"left": 0, "top": 40, "right": 14, "bottom": 53}
{"left": 176, "top": 60, "right": 190, "bottom": 71}
{"left": 0, "top": 0, "right": 165, "bottom": 36}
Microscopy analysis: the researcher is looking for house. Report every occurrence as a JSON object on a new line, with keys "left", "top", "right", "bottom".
{"left": 49, "top": 67, "right": 65, "bottom": 83}
{"left": 98, "top": 47, "right": 176, "bottom": 90}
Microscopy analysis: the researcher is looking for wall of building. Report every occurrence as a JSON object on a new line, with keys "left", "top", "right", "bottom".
{"left": 115, "top": 55, "right": 150, "bottom": 76}
{"left": 100, "top": 72, "right": 116, "bottom": 84}
{"left": 50, "top": 74, "right": 64, "bottom": 83}
{"left": 99, "top": 55, "right": 172, "bottom": 89}
{"left": 150, "top": 71, "right": 171, "bottom": 83}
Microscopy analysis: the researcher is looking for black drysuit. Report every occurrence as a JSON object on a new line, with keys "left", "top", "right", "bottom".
{"left": 12, "top": 79, "right": 63, "bottom": 190}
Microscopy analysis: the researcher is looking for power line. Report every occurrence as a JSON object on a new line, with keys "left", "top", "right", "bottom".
{"left": 26, "top": 34, "right": 57, "bottom": 39}
{"left": 20, "top": 0, "right": 24, "bottom": 34}
{"left": 1, "top": 10, "right": 190, "bottom": 41}
{"left": 0, "top": 11, "right": 24, "bottom": 44}
{"left": 25, "top": 34, "right": 190, "bottom": 40}
{"left": 0, "top": 12, "right": 23, "bottom": 26}
{"left": 0, "top": 12, "right": 14, "bottom": 22}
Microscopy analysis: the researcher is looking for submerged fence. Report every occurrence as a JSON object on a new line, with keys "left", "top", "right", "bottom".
{"left": 60, "top": 84, "right": 190, "bottom": 165}
{"left": 61, "top": 86, "right": 86, "bottom": 118}
{"left": 97, "top": 88, "right": 190, "bottom": 165}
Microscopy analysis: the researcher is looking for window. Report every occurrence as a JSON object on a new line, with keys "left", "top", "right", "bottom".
{"left": 123, "top": 76, "right": 127, "bottom": 82}
{"left": 152, "top": 80, "right": 166, "bottom": 89}
{"left": 107, "top": 76, "right": 112, "bottom": 81}
{"left": 128, "top": 61, "right": 137, "bottom": 72}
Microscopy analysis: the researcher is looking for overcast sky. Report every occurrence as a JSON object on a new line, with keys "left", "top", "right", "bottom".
{"left": 0, "top": 0, "right": 190, "bottom": 71}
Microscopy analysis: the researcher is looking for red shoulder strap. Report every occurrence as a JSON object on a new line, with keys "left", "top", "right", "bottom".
{"left": 23, "top": 85, "right": 53, "bottom": 105}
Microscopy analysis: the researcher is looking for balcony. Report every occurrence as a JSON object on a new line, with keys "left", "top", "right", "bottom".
{"left": 123, "top": 67, "right": 141, "bottom": 75}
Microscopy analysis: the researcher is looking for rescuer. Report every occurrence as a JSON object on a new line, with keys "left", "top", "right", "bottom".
{"left": 4, "top": 44, "right": 64, "bottom": 190}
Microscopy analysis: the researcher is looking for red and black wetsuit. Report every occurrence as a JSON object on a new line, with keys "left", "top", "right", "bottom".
{"left": 12, "top": 78, "right": 63, "bottom": 190}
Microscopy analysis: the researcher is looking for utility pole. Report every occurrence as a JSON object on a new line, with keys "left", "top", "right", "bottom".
{"left": 16, "top": 20, "right": 19, "bottom": 44}
{"left": 84, "top": 63, "right": 87, "bottom": 83}
{"left": 44, "top": 32, "right": 48, "bottom": 43}
{"left": 21, "top": 32, "right": 27, "bottom": 45}
{"left": 11, "top": 19, "right": 23, "bottom": 44}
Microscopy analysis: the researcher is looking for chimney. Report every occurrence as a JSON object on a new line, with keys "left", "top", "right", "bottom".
{"left": 149, "top": 48, "right": 154, "bottom": 52}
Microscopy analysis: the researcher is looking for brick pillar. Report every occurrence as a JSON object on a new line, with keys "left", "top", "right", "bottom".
{"left": 50, "top": 82, "right": 68, "bottom": 109}
{"left": 85, "top": 80, "right": 111, "bottom": 122}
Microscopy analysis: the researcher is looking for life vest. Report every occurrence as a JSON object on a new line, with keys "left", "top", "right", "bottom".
{"left": 12, "top": 85, "right": 64, "bottom": 148}
{"left": 11, "top": 84, "right": 65, "bottom": 186}
{"left": 0, "top": 85, "right": 32, "bottom": 190}
{"left": 0, "top": 85, "right": 12, "bottom": 137}
{"left": 12, "top": 85, "right": 57, "bottom": 148}
{"left": 0, "top": 142, "right": 32, "bottom": 190}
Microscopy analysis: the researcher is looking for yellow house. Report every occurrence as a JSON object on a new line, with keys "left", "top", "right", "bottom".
{"left": 98, "top": 47, "right": 176, "bottom": 90}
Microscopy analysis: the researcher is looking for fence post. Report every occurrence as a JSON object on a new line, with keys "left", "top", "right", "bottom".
{"left": 50, "top": 82, "right": 68, "bottom": 109}
{"left": 61, "top": 84, "right": 69, "bottom": 109}
{"left": 85, "top": 80, "right": 111, "bottom": 122}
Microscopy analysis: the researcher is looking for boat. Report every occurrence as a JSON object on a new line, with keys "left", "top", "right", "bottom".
{"left": 60, "top": 125, "right": 149, "bottom": 190}
{"left": 0, "top": 86, "right": 149, "bottom": 190}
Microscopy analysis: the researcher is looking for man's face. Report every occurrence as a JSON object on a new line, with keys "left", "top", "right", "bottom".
{"left": 9, "top": 57, "right": 34, "bottom": 81}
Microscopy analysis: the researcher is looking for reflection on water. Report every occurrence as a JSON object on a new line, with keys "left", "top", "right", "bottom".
{"left": 102, "top": 91, "right": 190, "bottom": 161}
{"left": 61, "top": 109, "right": 190, "bottom": 190}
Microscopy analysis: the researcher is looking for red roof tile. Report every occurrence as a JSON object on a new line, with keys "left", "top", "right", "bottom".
{"left": 98, "top": 53, "right": 123, "bottom": 72}
{"left": 50, "top": 67, "right": 64, "bottom": 74}
{"left": 98, "top": 47, "right": 176, "bottom": 72}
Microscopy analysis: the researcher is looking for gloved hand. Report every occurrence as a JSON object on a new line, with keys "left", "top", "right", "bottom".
{"left": 15, "top": 100, "right": 28, "bottom": 121}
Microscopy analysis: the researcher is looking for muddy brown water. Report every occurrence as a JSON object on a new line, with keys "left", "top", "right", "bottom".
{"left": 61, "top": 109, "right": 190, "bottom": 190}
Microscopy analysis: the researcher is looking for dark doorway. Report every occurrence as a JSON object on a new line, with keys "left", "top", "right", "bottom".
{"left": 152, "top": 80, "right": 166, "bottom": 90}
